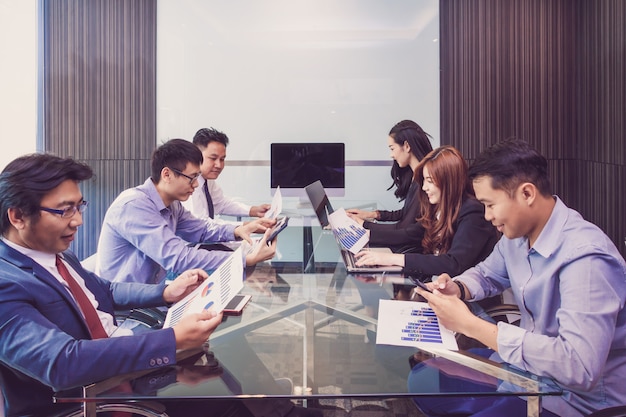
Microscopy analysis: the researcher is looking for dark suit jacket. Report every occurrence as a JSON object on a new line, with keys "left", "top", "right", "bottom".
{"left": 363, "top": 181, "right": 423, "bottom": 252}
{"left": 0, "top": 241, "right": 176, "bottom": 417}
{"left": 403, "top": 198, "right": 499, "bottom": 279}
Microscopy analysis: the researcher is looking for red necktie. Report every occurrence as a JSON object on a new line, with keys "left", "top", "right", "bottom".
{"left": 56, "top": 256, "right": 133, "bottom": 416}
{"left": 55, "top": 255, "right": 109, "bottom": 339}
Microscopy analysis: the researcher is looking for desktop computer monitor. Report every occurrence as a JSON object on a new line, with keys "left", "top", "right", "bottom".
{"left": 270, "top": 142, "right": 345, "bottom": 199}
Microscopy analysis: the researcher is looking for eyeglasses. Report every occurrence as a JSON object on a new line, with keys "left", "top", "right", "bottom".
{"left": 40, "top": 201, "right": 89, "bottom": 218}
{"left": 169, "top": 167, "right": 201, "bottom": 184}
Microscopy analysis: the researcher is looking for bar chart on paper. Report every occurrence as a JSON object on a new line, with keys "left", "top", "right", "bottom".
{"left": 333, "top": 224, "right": 367, "bottom": 250}
{"left": 376, "top": 300, "right": 459, "bottom": 350}
{"left": 328, "top": 207, "right": 369, "bottom": 254}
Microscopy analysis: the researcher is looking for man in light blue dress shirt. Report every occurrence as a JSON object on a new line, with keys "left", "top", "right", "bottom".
{"left": 413, "top": 139, "right": 626, "bottom": 416}
{"left": 96, "top": 139, "right": 277, "bottom": 284}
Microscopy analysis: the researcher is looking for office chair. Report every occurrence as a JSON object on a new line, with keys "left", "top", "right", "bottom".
{"left": 0, "top": 396, "right": 169, "bottom": 417}
{"left": 80, "top": 254, "right": 167, "bottom": 331}
{"left": 115, "top": 307, "right": 167, "bottom": 332}
{"left": 51, "top": 402, "right": 169, "bottom": 417}
{"left": 455, "top": 303, "right": 521, "bottom": 350}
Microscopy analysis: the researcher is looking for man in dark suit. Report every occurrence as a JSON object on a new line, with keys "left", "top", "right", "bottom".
{"left": 0, "top": 153, "right": 229, "bottom": 416}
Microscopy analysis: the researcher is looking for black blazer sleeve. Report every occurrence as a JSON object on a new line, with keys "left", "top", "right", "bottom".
{"left": 364, "top": 181, "right": 420, "bottom": 228}
{"left": 374, "top": 208, "right": 403, "bottom": 222}
{"left": 366, "top": 219, "right": 425, "bottom": 251}
{"left": 363, "top": 181, "right": 421, "bottom": 250}
{"left": 403, "top": 198, "right": 499, "bottom": 280}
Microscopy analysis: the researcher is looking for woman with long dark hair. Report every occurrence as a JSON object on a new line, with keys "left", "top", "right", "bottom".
{"left": 355, "top": 145, "right": 498, "bottom": 280}
{"left": 347, "top": 119, "right": 433, "bottom": 252}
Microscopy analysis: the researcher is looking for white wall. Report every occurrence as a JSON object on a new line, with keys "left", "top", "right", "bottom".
{"left": 0, "top": 0, "right": 38, "bottom": 170}
{"left": 157, "top": 0, "right": 440, "bottom": 211}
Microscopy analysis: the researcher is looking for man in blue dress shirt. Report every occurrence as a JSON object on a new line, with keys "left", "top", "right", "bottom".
{"left": 96, "top": 139, "right": 277, "bottom": 284}
{"left": 413, "top": 139, "right": 626, "bottom": 416}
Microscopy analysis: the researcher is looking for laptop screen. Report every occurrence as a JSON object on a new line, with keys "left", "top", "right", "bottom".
{"left": 304, "top": 180, "right": 335, "bottom": 227}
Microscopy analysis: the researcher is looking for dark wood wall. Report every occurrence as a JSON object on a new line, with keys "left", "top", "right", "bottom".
{"left": 440, "top": 0, "right": 626, "bottom": 256}
{"left": 41, "top": 0, "right": 157, "bottom": 260}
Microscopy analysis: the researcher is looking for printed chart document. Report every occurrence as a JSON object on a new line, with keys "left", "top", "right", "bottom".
{"left": 376, "top": 299, "right": 459, "bottom": 351}
{"left": 328, "top": 207, "right": 369, "bottom": 254}
{"left": 164, "top": 247, "right": 244, "bottom": 328}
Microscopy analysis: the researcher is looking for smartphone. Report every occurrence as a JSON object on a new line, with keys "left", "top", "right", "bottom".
{"left": 222, "top": 294, "right": 251, "bottom": 316}
{"left": 412, "top": 279, "right": 433, "bottom": 293}
{"left": 267, "top": 216, "right": 289, "bottom": 245}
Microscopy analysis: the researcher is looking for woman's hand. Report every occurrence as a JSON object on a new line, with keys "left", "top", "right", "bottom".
{"left": 355, "top": 250, "right": 404, "bottom": 267}
{"left": 346, "top": 208, "right": 376, "bottom": 220}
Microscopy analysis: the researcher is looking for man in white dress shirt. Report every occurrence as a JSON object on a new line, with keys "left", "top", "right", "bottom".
{"left": 183, "top": 127, "right": 270, "bottom": 222}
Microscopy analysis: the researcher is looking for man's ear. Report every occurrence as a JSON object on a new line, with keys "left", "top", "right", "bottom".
{"left": 161, "top": 167, "right": 172, "bottom": 183}
{"left": 519, "top": 182, "right": 537, "bottom": 206}
{"left": 7, "top": 207, "right": 26, "bottom": 230}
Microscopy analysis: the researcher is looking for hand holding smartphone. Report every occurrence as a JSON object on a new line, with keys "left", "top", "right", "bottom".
{"left": 413, "top": 279, "right": 433, "bottom": 293}
{"left": 266, "top": 216, "right": 289, "bottom": 245}
{"left": 410, "top": 279, "right": 433, "bottom": 301}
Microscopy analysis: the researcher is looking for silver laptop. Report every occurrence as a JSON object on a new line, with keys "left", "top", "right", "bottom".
{"left": 304, "top": 180, "right": 403, "bottom": 274}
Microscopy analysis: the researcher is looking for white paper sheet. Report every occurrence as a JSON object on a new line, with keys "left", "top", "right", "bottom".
{"left": 376, "top": 299, "right": 459, "bottom": 351}
{"left": 163, "top": 247, "right": 244, "bottom": 328}
{"left": 264, "top": 186, "right": 282, "bottom": 219}
{"left": 328, "top": 207, "right": 369, "bottom": 254}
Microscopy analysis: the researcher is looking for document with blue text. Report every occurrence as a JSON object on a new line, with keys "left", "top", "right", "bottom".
{"left": 376, "top": 299, "right": 459, "bottom": 350}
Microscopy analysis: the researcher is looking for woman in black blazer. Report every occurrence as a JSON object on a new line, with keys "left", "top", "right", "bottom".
{"left": 355, "top": 146, "right": 499, "bottom": 280}
{"left": 347, "top": 119, "right": 433, "bottom": 253}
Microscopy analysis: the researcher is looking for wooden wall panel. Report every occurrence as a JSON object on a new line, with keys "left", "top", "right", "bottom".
{"left": 576, "top": 0, "right": 626, "bottom": 166}
{"left": 574, "top": 0, "right": 626, "bottom": 253}
{"left": 41, "top": 0, "right": 156, "bottom": 259}
{"left": 441, "top": 0, "right": 625, "bottom": 256}
{"left": 440, "top": 0, "right": 577, "bottom": 159}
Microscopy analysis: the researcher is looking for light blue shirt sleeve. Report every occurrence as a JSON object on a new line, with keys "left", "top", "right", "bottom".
{"left": 97, "top": 179, "right": 240, "bottom": 284}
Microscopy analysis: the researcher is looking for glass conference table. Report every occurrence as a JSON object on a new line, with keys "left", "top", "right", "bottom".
{"left": 55, "top": 226, "right": 561, "bottom": 417}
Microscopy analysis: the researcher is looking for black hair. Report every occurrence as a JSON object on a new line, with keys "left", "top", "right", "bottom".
{"left": 151, "top": 139, "right": 204, "bottom": 183}
{"left": 468, "top": 139, "right": 552, "bottom": 197}
{"left": 0, "top": 153, "right": 93, "bottom": 235}
{"left": 388, "top": 120, "right": 433, "bottom": 200}
{"left": 192, "top": 127, "right": 229, "bottom": 148}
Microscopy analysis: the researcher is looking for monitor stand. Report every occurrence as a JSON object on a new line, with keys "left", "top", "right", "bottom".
{"left": 296, "top": 197, "right": 312, "bottom": 209}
